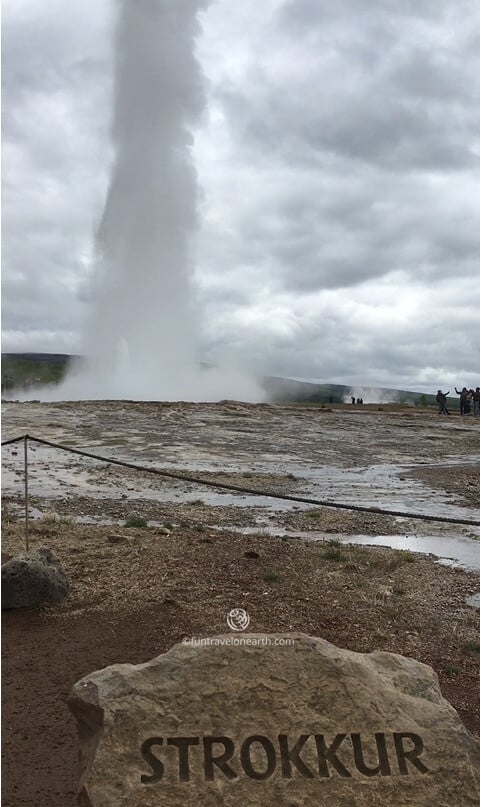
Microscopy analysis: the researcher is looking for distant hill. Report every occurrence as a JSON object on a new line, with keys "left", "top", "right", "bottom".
{"left": 2, "top": 352, "right": 74, "bottom": 365}
{"left": 1, "top": 353, "right": 456, "bottom": 405}
{"left": 2, "top": 353, "right": 74, "bottom": 389}
{"left": 261, "top": 376, "right": 350, "bottom": 403}
{"left": 260, "top": 376, "right": 448, "bottom": 405}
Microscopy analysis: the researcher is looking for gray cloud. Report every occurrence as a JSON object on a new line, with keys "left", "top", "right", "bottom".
{"left": 2, "top": 0, "right": 479, "bottom": 393}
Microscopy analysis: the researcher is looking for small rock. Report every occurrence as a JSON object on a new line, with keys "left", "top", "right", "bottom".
{"left": 107, "top": 535, "right": 126, "bottom": 545}
{"left": 2, "top": 547, "right": 69, "bottom": 609}
{"left": 162, "top": 597, "right": 176, "bottom": 606}
{"left": 244, "top": 550, "right": 260, "bottom": 559}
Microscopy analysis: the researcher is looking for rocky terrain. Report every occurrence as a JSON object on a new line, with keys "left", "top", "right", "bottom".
{"left": 1, "top": 399, "right": 479, "bottom": 806}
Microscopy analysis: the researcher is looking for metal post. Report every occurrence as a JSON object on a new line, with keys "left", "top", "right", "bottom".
{"left": 24, "top": 435, "right": 29, "bottom": 551}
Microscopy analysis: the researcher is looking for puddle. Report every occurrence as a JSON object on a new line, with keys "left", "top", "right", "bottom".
{"left": 331, "top": 533, "right": 480, "bottom": 572}
{"left": 233, "top": 528, "right": 480, "bottom": 572}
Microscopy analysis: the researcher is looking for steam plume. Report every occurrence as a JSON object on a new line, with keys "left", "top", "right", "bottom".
{"left": 49, "top": 0, "right": 262, "bottom": 402}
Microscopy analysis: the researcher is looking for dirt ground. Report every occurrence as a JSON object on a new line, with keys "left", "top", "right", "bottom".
{"left": 1, "top": 400, "right": 480, "bottom": 806}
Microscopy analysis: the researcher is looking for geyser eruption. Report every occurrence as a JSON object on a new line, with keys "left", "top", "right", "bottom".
{"left": 85, "top": 0, "right": 203, "bottom": 398}
{"left": 53, "top": 0, "right": 262, "bottom": 402}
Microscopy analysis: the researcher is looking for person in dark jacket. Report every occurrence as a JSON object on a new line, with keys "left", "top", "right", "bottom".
{"left": 436, "top": 390, "right": 450, "bottom": 415}
{"left": 472, "top": 387, "right": 480, "bottom": 417}
{"left": 455, "top": 387, "right": 471, "bottom": 415}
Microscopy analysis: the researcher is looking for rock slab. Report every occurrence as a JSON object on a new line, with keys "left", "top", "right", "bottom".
{"left": 69, "top": 634, "right": 479, "bottom": 806}
{"left": 2, "top": 546, "right": 69, "bottom": 609}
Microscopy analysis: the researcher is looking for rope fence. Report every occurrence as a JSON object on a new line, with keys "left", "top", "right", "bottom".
{"left": 1, "top": 433, "right": 480, "bottom": 552}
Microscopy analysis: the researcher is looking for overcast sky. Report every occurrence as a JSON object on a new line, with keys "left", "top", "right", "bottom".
{"left": 2, "top": 0, "right": 479, "bottom": 392}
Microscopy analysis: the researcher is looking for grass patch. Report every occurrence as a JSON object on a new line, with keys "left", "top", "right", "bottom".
{"left": 261, "top": 570, "right": 282, "bottom": 583}
{"left": 321, "top": 547, "right": 347, "bottom": 562}
{"left": 32, "top": 512, "right": 71, "bottom": 535}
{"left": 243, "top": 530, "right": 270, "bottom": 540}
{"left": 38, "top": 512, "right": 60, "bottom": 526}
{"left": 398, "top": 550, "right": 417, "bottom": 563}
{"left": 1, "top": 503, "right": 18, "bottom": 525}
{"left": 123, "top": 517, "right": 148, "bottom": 529}
{"left": 441, "top": 665, "right": 460, "bottom": 678}
{"left": 366, "top": 549, "right": 418, "bottom": 571}
{"left": 463, "top": 640, "right": 480, "bottom": 655}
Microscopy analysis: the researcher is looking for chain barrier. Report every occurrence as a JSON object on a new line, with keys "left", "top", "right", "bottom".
{"left": 1, "top": 433, "right": 480, "bottom": 527}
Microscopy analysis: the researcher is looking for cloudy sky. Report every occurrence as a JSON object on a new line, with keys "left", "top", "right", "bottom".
{"left": 2, "top": 0, "right": 479, "bottom": 392}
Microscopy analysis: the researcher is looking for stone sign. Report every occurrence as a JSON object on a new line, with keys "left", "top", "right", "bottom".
{"left": 68, "top": 634, "right": 479, "bottom": 806}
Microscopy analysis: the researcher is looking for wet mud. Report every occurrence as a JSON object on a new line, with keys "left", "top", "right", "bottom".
{"left": 2, "top": 400, "right": 479, "bottom": 570}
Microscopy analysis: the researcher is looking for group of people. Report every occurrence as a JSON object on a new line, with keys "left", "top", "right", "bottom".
{"left": 436, "top": 387, "right": 480, "bottom": 417}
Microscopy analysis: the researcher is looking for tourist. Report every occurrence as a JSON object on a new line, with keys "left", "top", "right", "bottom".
{"left": 472, "top": 387, "right": 480, "bottom": 417}
{"left": 435, "top": 390, "right": 450, "bottom": 416}
{"left": 454, "top": 387, "right": 470, "bottom": 416}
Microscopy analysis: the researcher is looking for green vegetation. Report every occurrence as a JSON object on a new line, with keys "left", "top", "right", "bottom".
{"left": 441, "top": 665, "right": 460, "bottom": 678}
{"left": 321, "top": 546, "right": 346, "bottom": 562}
{"left": 463, "top": 640, "right": 480, "bottom": 655}
{"left": 382, "top": 551, "right": 417, "bottom": 571}
{"left": 2, "top": 353, "right": 72, "bottom": 389}
{"left": 397, "top": 550, "right": 417, "bottom": 563}
{"left": 261, "top": 569, "right": 282, "bottom": 583}
{"left": 124, "top": 516, "right": 148, "bottom": 528}
{"left": 1, "top": 502, "right": 18, "bottom": 525}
